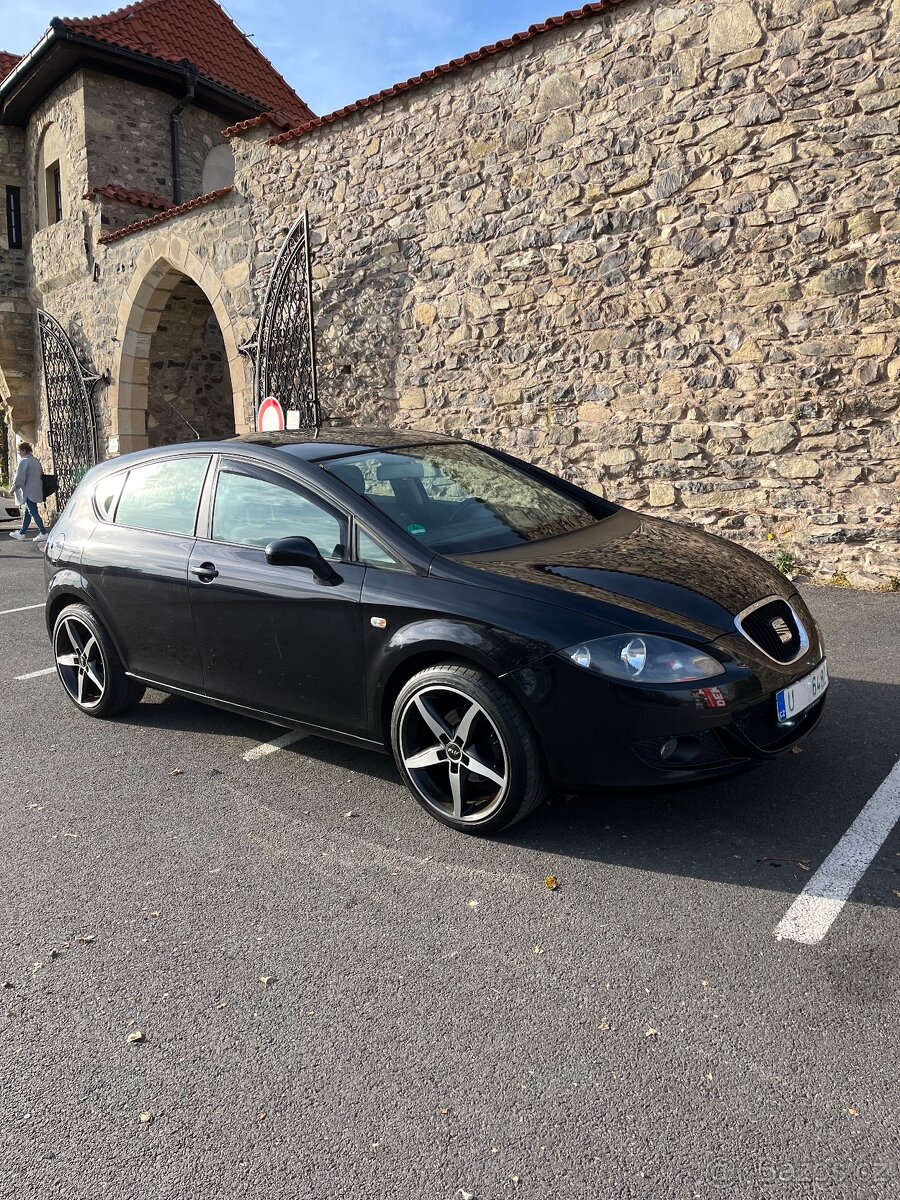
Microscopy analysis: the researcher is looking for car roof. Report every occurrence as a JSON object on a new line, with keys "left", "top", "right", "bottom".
{"left": 234, "top": 426, "right": 459, "bottom": 462}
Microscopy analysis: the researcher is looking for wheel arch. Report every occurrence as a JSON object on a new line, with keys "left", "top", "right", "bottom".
{"left": 378, "top": 649, "right": 489, "bottom": 745}
{"left": 46, "top": 584, "right": 130, "bottom": 670}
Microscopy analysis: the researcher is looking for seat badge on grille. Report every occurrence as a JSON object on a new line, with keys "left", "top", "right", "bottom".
{"left": 771, "top": 616, "right": 792, "bottom": 644}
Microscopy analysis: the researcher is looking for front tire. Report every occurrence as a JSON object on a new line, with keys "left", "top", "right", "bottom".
{"left": 391, "top": 663, "right": 546, "bottom": 833}
{"left": 52, "top": 603, "right": 145, "bottom": 718}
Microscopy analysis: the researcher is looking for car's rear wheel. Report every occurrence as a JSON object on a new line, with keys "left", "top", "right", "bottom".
{"left": 53, "top": 603, "right": 145, "bottom": 718}
{"left": 391, "top": 663, "right": 546, "bottom": 833}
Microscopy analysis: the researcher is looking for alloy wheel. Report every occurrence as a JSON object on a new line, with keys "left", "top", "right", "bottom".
{"left": 54, "top": 616, "right": 106, "bottom": 710}
{"left": 398, "top": 685, "right": 510, "bottom": 824}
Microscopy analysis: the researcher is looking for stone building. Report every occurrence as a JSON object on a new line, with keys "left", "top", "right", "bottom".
{"left": 1, "top": 0, "right": 898, "bottom": 584}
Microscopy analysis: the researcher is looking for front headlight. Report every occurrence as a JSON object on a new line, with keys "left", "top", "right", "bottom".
{"left": 563, "top": 634, "right": 725, "bottom": 683}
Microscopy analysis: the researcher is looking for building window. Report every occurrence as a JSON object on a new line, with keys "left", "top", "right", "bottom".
{"left": 5, "top": 186, "right": 22, "bottom": 248}
{"left": 46, "top": 161, "right": 63, "bottom": 224}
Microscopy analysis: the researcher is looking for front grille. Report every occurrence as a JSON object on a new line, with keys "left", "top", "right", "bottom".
{"left": 735, "top": 597, "right": 808, "bottom": 664}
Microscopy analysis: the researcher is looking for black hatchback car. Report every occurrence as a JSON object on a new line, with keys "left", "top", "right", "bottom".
{"left": 44, "top": 428, "right": 827, "bottom": 832}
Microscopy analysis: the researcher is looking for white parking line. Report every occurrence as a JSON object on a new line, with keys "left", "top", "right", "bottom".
{"left": 775, "top": 758, "right": 900, "bottom": 945}
{"left": 242, "top": 730, "right": 306, "bottom": 762}
{"left": 0, "top": 603, "right": 44, "bottom": 616}
{"left": 15, "top": 666, "right": 55, "bottom": 680}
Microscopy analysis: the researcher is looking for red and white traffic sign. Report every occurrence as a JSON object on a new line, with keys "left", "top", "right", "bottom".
{"left": 257, "top": 396, "right": 285, "bottom": 432}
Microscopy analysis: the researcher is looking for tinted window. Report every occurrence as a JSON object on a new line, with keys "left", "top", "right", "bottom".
{"left": 323, "top": 443, "right": 607, "bottom": 554}
{"left": 94, "top": 472, "right": 125, "bottom": 520}
{"left": 357, "top": 529, "right": 400, "bottom": 568}
{"left": 212, "top": 470, "right": 344, "bottom": 559}
{"left": 115, "top": 457, "right": 209, "bottom": 536}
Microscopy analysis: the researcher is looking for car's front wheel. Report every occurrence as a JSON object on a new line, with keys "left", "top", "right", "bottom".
{"left": 52, "top": 603, "right": 145, "bottom": 717}
{"left": 391, "top": 663, "right": 546, "bottom": 833}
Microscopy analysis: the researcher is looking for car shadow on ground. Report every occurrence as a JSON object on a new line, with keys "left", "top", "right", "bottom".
{"left": 497, "top": 675, "right": 899, "bottom": 906}
{"left": 118, "top": 677, "right": 899, "bottom": 904}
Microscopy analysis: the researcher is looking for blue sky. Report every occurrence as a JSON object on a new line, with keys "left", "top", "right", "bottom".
{"left": 4, "top": 1, "right": 566, "bottom": 116}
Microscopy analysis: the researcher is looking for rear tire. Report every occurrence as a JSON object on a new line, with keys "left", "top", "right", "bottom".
{"left": 52, "top": 603, "right": 145, "bottom": 718}
{"left": 391, "top": 663, "right": 546, "bottom": 833}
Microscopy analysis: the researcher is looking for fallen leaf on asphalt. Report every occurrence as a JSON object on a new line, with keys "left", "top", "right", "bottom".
{"left": 700, "top": 980, "right": 709, "bottom": 988}
{"left": 139, "top": 1112, "right": 153, "bottom": 1124}
{"left": 170, "top": 769, "right": 183, "bottom": 776}
{"left": 645, "top": 1028, "right": 659, "bottom": 1038}
{"left": 467, "top": 899, "right": 478, "bottom": 909}
{"left": 148, "top": 912, "right": 160, "bottom": 920}
{"left": 511, "top": 1177, "right": 521, "bottom": 1186}
{"left": 62, "top": 832, "right": 78, "bottom": 839}
{"left": 215, "top": 1001, "right": 228, "bottom": 1010}
{"left": 456, "top": 1191, "right": 476, "bottom": 1200}
{"left": 74, "top": 935, "right": 96, "bottom": 945}
{"left": 257, "top": 1111, "right": 266, "bottom": 1122}
{"left": 259, "top": 975, "right": 276, "bottom": 987}
{"left": 344, "top": 810, "right": 358, "bottom": 818}
{"left": 706, "top": 1073, "right": 714, "bottom": 1082}
{"left": 597, "top": 1023, "right": 610, "bottom": 1032}
{"left": 439, "top": 1107, "right": 450, "bottom": 1116}
{"left": 791, "top": 746, "right": 804, "bottom": 754}
{"left": 31, "top": 962, "right": 43, "bottom": 972}
{"left": 126, "top": 1031, "right": 144, "bottom": 1044}
{"left": 533, "top": 945, "right": 544, "bottom": 955}
{"left": 545, "top": 875, "right": 558, "bottom": 891}
{"left": 846, "top": 1107, "right": 859, "bottom": 1118}
{"left": 793, "top": 859, "right": 811, "bottom": 871}
{"left": 892, "top": 890, "right": 900, "bottom": 900}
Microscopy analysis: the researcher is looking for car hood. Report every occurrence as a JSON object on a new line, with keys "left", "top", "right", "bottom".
{"left": 439, "top": 509, "right": 793, "bottom": 641}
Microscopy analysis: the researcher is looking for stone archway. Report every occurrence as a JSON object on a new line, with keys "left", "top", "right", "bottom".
{"left": 110, "top": 237, "right": 251, "bottom": 454}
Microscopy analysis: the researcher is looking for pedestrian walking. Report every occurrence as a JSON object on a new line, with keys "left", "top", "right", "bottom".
{"left": 2, "top": 443, "right": 48, "bottom": 543}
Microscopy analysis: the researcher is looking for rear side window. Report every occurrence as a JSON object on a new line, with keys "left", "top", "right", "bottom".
{"left": 93, "top": 472, "right": 125, "bottom": 520}
{"left": 114, "top": 457, "right": 210, "bottom": 536}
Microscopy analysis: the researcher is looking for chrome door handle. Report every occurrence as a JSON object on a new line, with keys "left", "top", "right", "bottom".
{"left": 190, "top": 562, "right": 219, "bottom": 582}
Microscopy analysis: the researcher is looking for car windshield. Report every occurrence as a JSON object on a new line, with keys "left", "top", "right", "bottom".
{"left": 321, "top": 442, "right": 608, "bottom": 554}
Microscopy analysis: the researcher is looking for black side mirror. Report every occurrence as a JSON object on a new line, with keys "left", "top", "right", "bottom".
{"left": 265, "top": 536, "right": 341, "bottom": 584}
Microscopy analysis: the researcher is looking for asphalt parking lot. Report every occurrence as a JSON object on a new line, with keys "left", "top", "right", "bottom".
{"left": 1, "top": 527, "right": 898, "bottom": 1200}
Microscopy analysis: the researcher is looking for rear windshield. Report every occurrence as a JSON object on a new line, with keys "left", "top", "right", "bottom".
{"left": 321, "top": 443, "right": 608, "bottom": 554}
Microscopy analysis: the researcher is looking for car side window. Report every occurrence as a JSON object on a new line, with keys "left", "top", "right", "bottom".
{"left": 94, "top": 472, "right": 126, "bottom": 521}
{"left": 114, "top": 457, "right": 210, "bottom": 536}
{"left": 212, "top": 470, "right": 345, "bottom": 559}
{"left": 357, "top": 529, "right": 401, "bottom": 569}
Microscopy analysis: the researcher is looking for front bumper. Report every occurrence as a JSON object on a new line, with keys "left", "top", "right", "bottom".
{"left": 506, "top": 619, "right": 827, "bottom": 792}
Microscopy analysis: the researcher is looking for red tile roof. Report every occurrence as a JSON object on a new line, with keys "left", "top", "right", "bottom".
{"left": 62, "top": 0, "right": 313, "bottom": 127}
{"left": 269, "top": 0, "right": 627, "bottom": 145}
{"left": 221, "top": 112, "right": 281, "bottom": 139}
{"left": 85, "top": 183, "right": 174, "bottom": 209}
{"left": 0, "top": 52, "right": 22, "bottom": 82}
{"left": 97, "top": 184, "right": 231, "bottom": 243}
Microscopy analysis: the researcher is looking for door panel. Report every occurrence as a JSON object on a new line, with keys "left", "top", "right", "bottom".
{"left": 82, "top": 525, "right": 202, "bottom": 688}
{"left": 80, "top": 454, "right": 211, "bottom": 689}
{"left": 187, "top": 461, "right": 367, "bottom": 731}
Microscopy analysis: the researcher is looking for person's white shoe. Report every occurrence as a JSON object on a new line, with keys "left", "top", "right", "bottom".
{"left": 9, "top": 531, "right": 26, "bottom": 540}
{"left": 32, "top": 533, "right": 48, "bottom": 542}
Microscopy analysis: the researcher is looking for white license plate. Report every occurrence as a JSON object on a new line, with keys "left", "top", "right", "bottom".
{"left": 776, "top": 659, "right": 828, "bottom": 723}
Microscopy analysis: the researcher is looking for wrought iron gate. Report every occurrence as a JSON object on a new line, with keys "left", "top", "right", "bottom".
{"left": 254, "top": 211, "right": 319, "bottom": 429}
{"left": 37, "top": 310, "right": 100, "bottom": 508}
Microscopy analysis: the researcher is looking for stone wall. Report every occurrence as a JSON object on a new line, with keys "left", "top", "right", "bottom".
{"left": 83, "top": 69, "right": 229, "bottom": 203}
{"left": 233, "top": 0, "right": 900, "bottom": 584}
{"left": 146, "top": 276, "right": 232, "bottom": 446}
{"left": 0, "top": 119, "right": 32, "bottom": 440}
{"left": 4, "top": 0, "right": 899, "bottom": 585}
